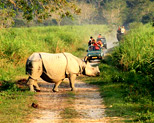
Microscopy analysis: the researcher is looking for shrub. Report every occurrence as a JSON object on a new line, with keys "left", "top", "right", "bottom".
{"left": 112, "top": 24, "right": 154, "bottom": 77}
{"left": 0, "top": 81, "right": 20, "bottom": 91}
{"left": 112, "top": 23, "right": 154, "bottom": 99}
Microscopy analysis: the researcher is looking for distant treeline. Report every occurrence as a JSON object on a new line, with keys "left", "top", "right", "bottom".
{"left": 12, "top": 0, "right": 154, "bottom": 27}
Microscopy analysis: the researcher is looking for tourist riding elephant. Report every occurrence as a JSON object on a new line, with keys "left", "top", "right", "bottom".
{"left": 26, "top": 52, "right": 100, "bottom": 92}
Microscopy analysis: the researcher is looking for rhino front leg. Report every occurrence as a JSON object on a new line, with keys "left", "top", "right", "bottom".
{"left": 27, "top": 77, "right": 40, "bottom": 92}
{"left": 69, "top": 74, "right": 76, "bottom": 91}
{"left": 53, "top": 81, "right": 62, "bottom": 92}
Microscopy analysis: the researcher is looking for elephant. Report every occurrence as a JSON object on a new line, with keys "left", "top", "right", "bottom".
{"left": 26, "top": 52, "right": 100, "bottom": 92}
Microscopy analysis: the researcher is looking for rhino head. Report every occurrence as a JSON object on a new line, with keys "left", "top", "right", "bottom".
{"left": 83, "top": 62, "right": 100, "bottom": 77}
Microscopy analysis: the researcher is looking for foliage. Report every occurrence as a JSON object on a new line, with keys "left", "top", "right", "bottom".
{"left": 0, "top": 90, "right": 34, "bottom": 123}
{"left": 75, "top": 1, "right": 97, "bottom": 25}
{"left": 0, "top": 0, "right": 81, "bottom": 28}
{"left": 102, "top": 0, "right": 128, "bottom": 26}
{"left": 0, "top": 8, "right": 15, "bottom": 28}
{"left": 83, "top": 59, "right": 154, "bottom": 122}
{"left": 126, "top": 0, "right": 154, "bottom": 24}
{"left": 80, "top": 23, "right": 154, "bottom": 122}
{"left": 0, "top": 25, "right": 110, "bottom": 81}
{"left": 0, "top": 81, "right": 20, "bottom": 91}
{"left": 112, "top": 24, "right": 154, "bottom": 77}
{"left": 1, "top": 0, "right": 154, "bottom": 27}
{"left": 111, "top": 24, "right": 154, "bottom": 113}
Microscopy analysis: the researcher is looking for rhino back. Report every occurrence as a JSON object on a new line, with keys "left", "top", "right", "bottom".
{"left": 27, "top": 53, "right": 41, "bottom": 61}
{"left": 64, "top": 53, "right": 84, "bottom": 74}
{"left": 40, "top": 53, "right": 67, "bottom": 82}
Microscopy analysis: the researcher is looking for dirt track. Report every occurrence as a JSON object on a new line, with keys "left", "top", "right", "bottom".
{"left": 30, "top": 79, "right": 108, "bottom": 123}
{"left": 29, "top": 38, "right": 121, "bottom": 123}
{"left": 29, "top": 78, "right": 123, "bottom": 123}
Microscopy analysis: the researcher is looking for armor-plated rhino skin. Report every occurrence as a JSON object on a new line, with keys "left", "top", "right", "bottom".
{"left": 26, "top": 52, "right": 100, "bottom": 92}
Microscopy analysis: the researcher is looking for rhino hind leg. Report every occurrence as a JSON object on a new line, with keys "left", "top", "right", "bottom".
{"left": 26, "top": 58, "right": 43, "bottom": 91}
{"left": 53, "top": 81, "right": 62, "bottom": 92}
{"left": 27, "top": 77, "right": 40, "bottom": 92}
{"left": 69, "top": 74, "right": 77, "bottom": 91}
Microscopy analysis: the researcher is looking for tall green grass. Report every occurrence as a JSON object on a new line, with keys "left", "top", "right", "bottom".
{"left": 112, "top": 24, "right": 154, "bottom": 79}
{"left": 81, "top": 55, "right": 154, "bottom": 122}
{"left": 112, "top": 24, "right": 154, "bottom": 99}
{"left": 108, "top": 24, "right": 154, "bottom": 122}
{"left": 0, "top": 25, "right": 110, "bottom": 81}
{"left": 0, "top": 90, "right": 35, "bottom": 123}
{"left": 0, "top": 25, "right": 110, "bottom": 123}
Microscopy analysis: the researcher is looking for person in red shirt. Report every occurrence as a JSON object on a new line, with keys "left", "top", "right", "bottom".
{"left": 97, "top": 34, "right": 102, "bottom": 38}
{"left": 92, "top": 39, "right": 100, "bottom": 50}
{"left": 97, "top": 40, "right": 103, "bottom": 47}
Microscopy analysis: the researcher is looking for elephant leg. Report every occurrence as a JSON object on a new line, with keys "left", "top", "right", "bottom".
{"left": 69, "top": 74, "right": 76, "bottom": 91}
{"left": 53, "top": 81, "right": 62, "bottom": 92}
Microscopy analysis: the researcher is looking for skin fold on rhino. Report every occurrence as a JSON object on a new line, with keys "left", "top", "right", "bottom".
{"left": 26, "top": 52, "right": 100, "bottom": 92}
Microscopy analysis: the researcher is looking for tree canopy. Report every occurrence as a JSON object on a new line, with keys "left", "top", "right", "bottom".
{"left": 0, "top": 0, "right": 80, "bottom": 27}
{"left": 0, "top": 0, "right": 154, "bottom": 27}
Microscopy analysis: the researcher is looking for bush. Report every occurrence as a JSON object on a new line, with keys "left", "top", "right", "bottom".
{"left": 112, "top": 24, "right": 154, "bottom": 77}
{"left": 0, "top": 81, "right": 20, "bottom": 91}
{"left": 111, "top": 23, "right": 154, "bottom": 101}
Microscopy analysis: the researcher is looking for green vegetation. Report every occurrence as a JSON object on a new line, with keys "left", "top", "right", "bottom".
{"left": 0, "top": 0, "right": 80, "bottom": 28}
{"left": 60, "top": 107, "right": 79, "bottom": 119}
{"left": 0, "top": 25, "right": 110, "bottom": 122}
{"left": 60, "top": 87, "right": 79, "bottom": 120}
{"left": 0, "top": 25, "right": 109, "bottom": 81}
{"left": 83, "top": 24, "right": 154, "bottom": 122}
{"left": 0, "top": 23, "right": 153, "bottom": 122}
{"left": 83, "top": 61, "right": 154, "bottom": 122}
{"left": 0, "top": 82, "right": 35, "bottom": 123}
{"left": 1, "top": 0, "right": 154, "bottom": 27}
{"left": 112, "top": 24, "right": 154, "bottom": 97}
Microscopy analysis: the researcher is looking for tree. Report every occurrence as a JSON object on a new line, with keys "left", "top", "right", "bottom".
{"left": 76, "top": 2, "right": 96, "bottom": 25}
{"left": 0, "top": 8, "right": 15, "bottom": 28}
{"left": 79, "top": 0, "right": 104, "bottom": 8}
{"left": 126, "top": 0, "right": 154, "bottom": 23}
{"left": 0, "top": 0, "right": 80, "bottom": 28}
{"left": 96, "top": 0, "right": 104, "bottom": 8}
{"left": 102, "top": 0, "right": 127, "bottom": 26}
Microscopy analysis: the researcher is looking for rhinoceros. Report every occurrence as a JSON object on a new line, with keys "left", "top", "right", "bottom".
{"left": 26, "top": 52, "right": 100, "bottom": 92}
